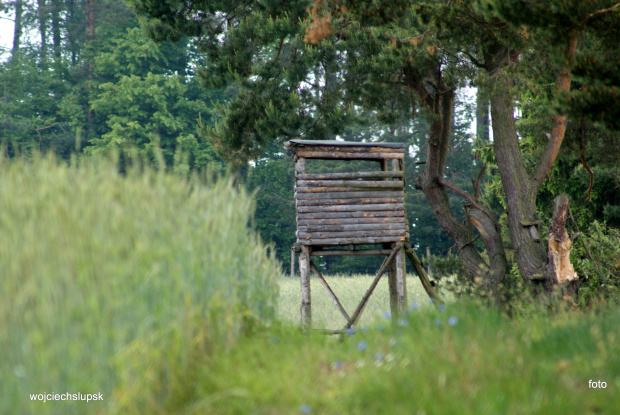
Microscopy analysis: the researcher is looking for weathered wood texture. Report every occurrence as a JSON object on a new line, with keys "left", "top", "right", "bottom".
{"left": 296, "top": 197, "right": 404, "bottom": 206}
{"left": 297, "top": 171, "right": 404, "bottom": 180}
{"left": 345, "top": 243, "right": 402, "bottom": 328}
{"left": 297, "top": 229, "right": 405, "bottom": 239}
{"left": 389, "top": 246, "right": 407, "bottom": 313}
{"left": 297, "top": 179, "right": 404, "bottom": 188}
{"left": 404, "top": 242, "right": 439, "bottom": 302}
{"left": 297, "top": 203, "right": 404, "bottom": 213}
{"left": 296, "top": 186, "right": 402, "bottom": 193}
{"left": 291, "top": 140, "right": 406, "bottom": 247}
{"left": 299, "top": 245, "right": 311, "bottom": 327}
{"left": 296, "top": 190, "right": 403, "bottom": 200}
{"left": 296, "top": 150, "right": 404, "bottom": 160}
{"left": 310, "top": 261, "right": 351, "bottom": 321}
{"left": 299, "top": 217, "right": 405, "bottom": 227}
{"left": 309, "top": 249, "right": 393, "bottom": 256}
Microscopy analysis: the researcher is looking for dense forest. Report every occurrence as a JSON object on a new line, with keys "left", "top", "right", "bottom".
{"left": 1, "top": 0, "right": 619, "bottom": 303}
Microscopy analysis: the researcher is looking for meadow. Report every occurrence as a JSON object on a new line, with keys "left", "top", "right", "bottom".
{"left": 277, "top": 274, "right": 436, "bottom": 329}
{"left": 1, "top": 156, "right": 619, "bottom": 415}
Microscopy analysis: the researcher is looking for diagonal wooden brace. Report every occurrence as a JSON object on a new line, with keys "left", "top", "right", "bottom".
{"left": 309, "top": 261, "right": 351, "bottom": 322}
{"left": 344, "top": 243, "right": 402, "bottom": 329}
{"left": 403, "top": 241, "right": 440, "bottom": 303}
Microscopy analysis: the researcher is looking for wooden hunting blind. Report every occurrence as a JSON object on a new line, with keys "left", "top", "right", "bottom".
{"left": 287, "top": 140, "right": 437, "bottom": 330}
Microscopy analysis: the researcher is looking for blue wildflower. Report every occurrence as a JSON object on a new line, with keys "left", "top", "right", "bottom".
{"left": 361, "top": 327, "right": 369, "bottom": 332}
{"left": 398, "top": 318, "right": 409, "bottom": 327}
{"left": 437, "top": 303, "right": 446, "bottom": 313}
{"left": 333, "top": 361, "right": 343, "bottom": 370}
{"left": 409, "top": 302, "right": 418, "bottom": 311}
{"left": 383, "top": 311, "right": 391, "bottom": 319}
{"left": 434, "top": 318, "right": 442, "bottom": 326}
{"left": 375, "top": 352, "right": 385, "bottom": 361}
{"left": 300, "top": 404, "right": 311, "bottom": 414}
{"left": 448, "top": 316, "right": 458, "bottom": 326}
{"left": 357, "top": 341, "right": 368, "bottom": 351}
{"left": 346, "top": 327, "right": 356, "bottom": 336}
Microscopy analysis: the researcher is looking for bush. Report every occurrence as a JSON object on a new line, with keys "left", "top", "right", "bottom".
{"left": 0, "top": 155, "right": 280, "bottom": 415}
{"left": 573, "top": 221, "right": 620, "bottom": 306}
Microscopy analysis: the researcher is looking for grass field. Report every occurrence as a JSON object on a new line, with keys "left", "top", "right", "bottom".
{"left": 2, "top": 156, "right": 619, "bottom": 415}
{"left": 183, "top": 299, "right": 620, "bottom": 415}
{"left": 277, "top": 274, "right": 438, "bottom": 329}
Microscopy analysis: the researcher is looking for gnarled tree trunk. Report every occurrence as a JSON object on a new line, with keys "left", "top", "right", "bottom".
{"left": 409, "top": 65, "right": 507, "bottom": 307}
{"left": 484, "top": 33, "right": 579, "bottom": 297}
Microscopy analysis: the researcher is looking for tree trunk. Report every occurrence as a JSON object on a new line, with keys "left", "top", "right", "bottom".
{"left": 12, "top": 0, "right": 24, "bottom": 61}
{"left": 51, "top": 0, "right": 62, "bottom": 70}
{"left": 409, "top": 66, "right": 507, "bottom": 305}
{"left": 38, "top": 0, "right": 48, "bottom": 69}
{"left": 546, "top": 194, "right": 578, "bottom": 297}
{"left": 86, "top": 0, "right": 96, "bottom": 125}
{"left": 86, "top": 0, "right": 95, "bottom": 79}
{"left": 66, "top": 0, "right": 79, "bottom": 66}
{"left": 485, "top": 33, "right": 578, "bottom": 297}
{"left": 476, "top": 85, "right": 490, "bottom": 142}
{"left": 489, "top": 74, "right": 547, "bottom": 287}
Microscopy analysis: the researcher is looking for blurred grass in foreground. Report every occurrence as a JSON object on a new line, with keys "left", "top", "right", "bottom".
{"left": 0, "top": 155, "right": 280, "bottom": 415}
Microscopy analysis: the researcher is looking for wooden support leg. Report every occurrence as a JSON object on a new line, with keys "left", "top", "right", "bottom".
{"left": 395, "top": 246, "right": 407, "bottom": 312}
{"left": 299, "top": 245, "right": 311, "bottom": 328}
{"left": 387, "top": 244, "right": 407, "bottom": 314}
{"left": 345, "top": 243, "right": 401, "bottom": 329}
{"left": 404, "top": 241, "right": 439, "bottom": 303}
{"left": 387, "top": 258, "right": 398, "bottom": 315}
{"left": 291, "top": 247, "right": 295, "bottom": 278}
{"left": 310, "top": 261, "right": 351, "bottom": 322}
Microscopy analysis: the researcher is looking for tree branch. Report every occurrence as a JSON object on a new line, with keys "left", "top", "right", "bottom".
{"left": 472, "top": 163, "right": 487, "bottom": 201}
{"left": 532, "top": 32, "right": 579, "bottom": 190}
{"left": 580, "top": 2, "right": 620, "bottom": 26}
{"left": 438, "top": 177, "right": 496, "bottom": 223}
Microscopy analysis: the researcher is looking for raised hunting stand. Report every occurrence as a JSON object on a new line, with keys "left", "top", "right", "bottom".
{"left": 287, "top": 139, "right": 438, "bottom": 331}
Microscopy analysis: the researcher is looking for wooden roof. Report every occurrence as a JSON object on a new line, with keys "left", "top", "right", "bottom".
{"left": 287, "top": 140, "right": 405, "bottom": 161}
{"left": 287, "top": 139, "right": 405, "bottom": 149}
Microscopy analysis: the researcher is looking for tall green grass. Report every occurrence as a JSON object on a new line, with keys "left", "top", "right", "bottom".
{"left": 173, "top": 303, "right": 620, "bottom": 414}
{"left": 0, "top": 155, "right": 280, "bottom": 415}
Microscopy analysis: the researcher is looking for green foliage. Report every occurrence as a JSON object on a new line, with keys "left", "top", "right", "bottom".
{"left": 0, "top": 155, "right": 280, "bottom": 415}
{"left": 573, "top": 221, "right": 620, "bottom": 305}
{"left": 559, "top": 53, "right": 620, "bottom": 131}
{"left": 0, "top": 52, "right": 74, "bottom": 157}
{"left": 88, "top": 72, "right": 216, "bottom": 169}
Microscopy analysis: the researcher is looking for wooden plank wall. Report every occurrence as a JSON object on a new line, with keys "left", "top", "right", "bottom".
{"left": 294, "top": 147, "right": 407, "bottom": 246}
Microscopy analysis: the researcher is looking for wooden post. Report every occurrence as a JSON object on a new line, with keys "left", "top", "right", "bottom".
{"left": 295, "top": 157, "right": 312, "bottom": 327}
{"left": 386, "top": 243, "right": 399, "bottom": 315}
{"left": 310, "top": 261, "right": 351, "bottom": 322}
{"left": 291, "top": 247, "right": 295, "bottom": 278}
{"left": 388, "top": 159, "right": 407, "bottom": 313}
{"left": 394, "top": 245, "right": 407, "bottom": 312}
{"left": 404, "top": 242, "right": 439, "bottom": 302}
{"left": 299, "top": 245, "right": 311, "bottom": 328}
{"left": 345, "top": 243, "right": 401, "bottom": 328}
